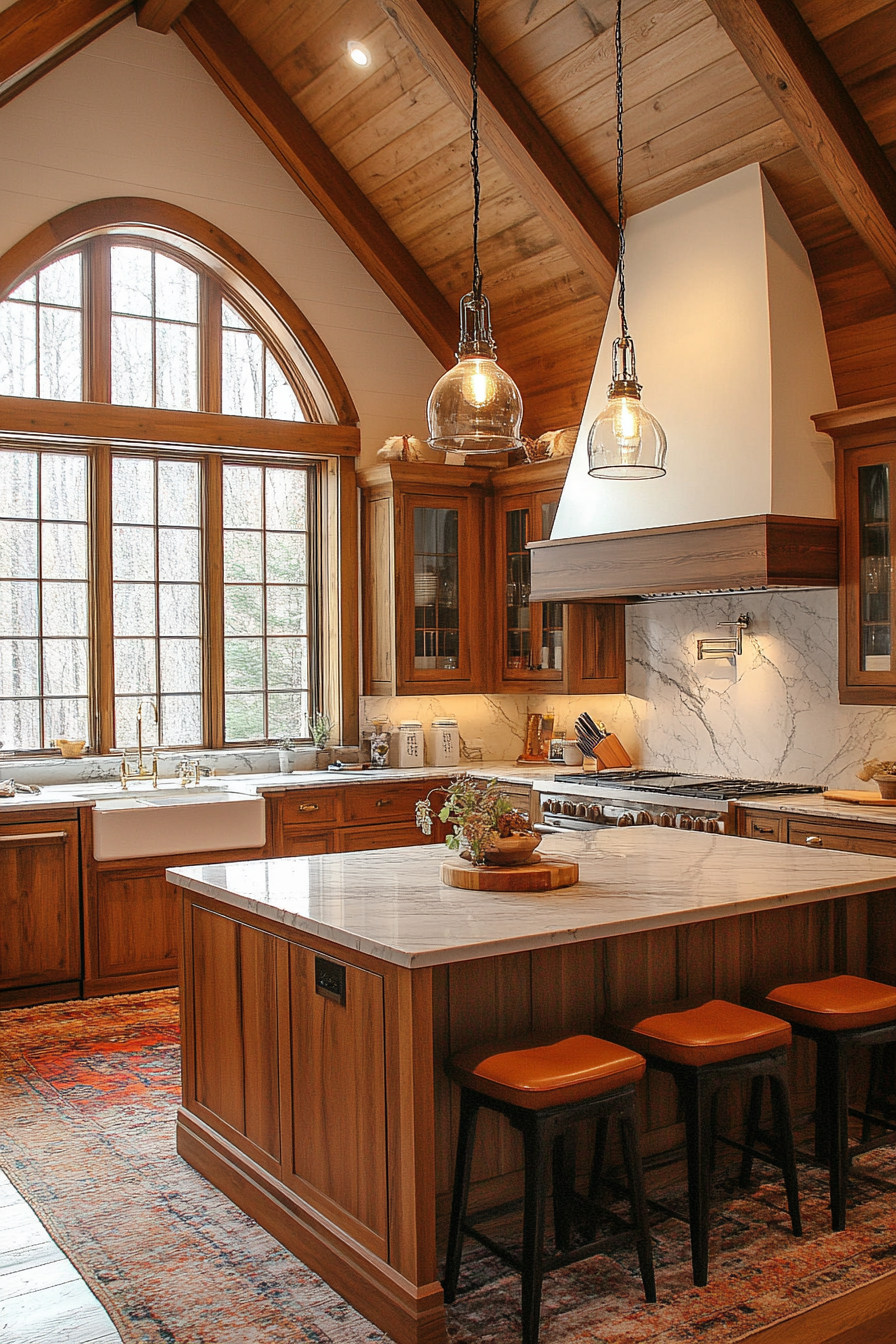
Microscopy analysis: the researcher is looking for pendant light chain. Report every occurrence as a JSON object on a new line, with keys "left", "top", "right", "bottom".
{"left": 614, "top": 0, "right": 628, "bottom": 341}
{"left": 470, "top": 0, "right": 482, "bottom": 303}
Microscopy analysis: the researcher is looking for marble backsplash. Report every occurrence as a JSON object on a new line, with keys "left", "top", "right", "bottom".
{"left": 361, "top": 589, "right": 896, "bottom": 790}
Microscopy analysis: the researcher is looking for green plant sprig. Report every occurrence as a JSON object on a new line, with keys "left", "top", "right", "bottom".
{"left": 415, "top": 774, "right": 533, "bottom": 863}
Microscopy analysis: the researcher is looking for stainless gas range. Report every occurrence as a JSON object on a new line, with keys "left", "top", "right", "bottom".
{"left": 535, "top": 770, "right": 824, "bottom": 835}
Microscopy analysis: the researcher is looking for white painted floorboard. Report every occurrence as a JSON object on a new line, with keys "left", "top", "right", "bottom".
{"left": 0, "top": 1171, "right": 122, "bottom": 1344}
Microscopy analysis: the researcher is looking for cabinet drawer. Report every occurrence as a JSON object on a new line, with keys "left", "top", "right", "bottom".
{"left": 280, "top": 790, "right": 340, "bottom": 828}
{"left": 741, "top": 811, "right": 784, "bottom": 842}
{"left": 343, "top": 782, "right": 439, "bottom": 826}
{"left": 280, "top": 828, "right": 336, "bottom": 858}
{"left": 788, "top": 820, "right": 896, "bottom": 858}
{"left": 339, "top": 823, "right": 424, "bottom": 852}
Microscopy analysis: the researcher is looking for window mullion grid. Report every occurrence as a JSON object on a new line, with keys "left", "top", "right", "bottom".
{"left": 153, "top": 457, "right": 162, "bottom": 743}
{"left": 262, "top": 465, "right": 269, "bottom": 739}
{"left": 204, "top": 456, "right": 224, "bottom": 748}
{"left": 92, "top": 445, "right": 114, "bottom": 753}
{"left": 35, "top": 456, "right": 45, "bottom": 749}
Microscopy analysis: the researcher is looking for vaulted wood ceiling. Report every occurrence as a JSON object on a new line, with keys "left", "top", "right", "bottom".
{"left": 3, "top": 0, "right": 896, "bottom": 435}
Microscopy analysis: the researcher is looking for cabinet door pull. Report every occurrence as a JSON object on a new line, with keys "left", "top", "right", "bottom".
{"left": 0, "top": 830, "right": 68, "bottom": 844}
{"left": 298, "top": 803, "right": 319, "bottom": 813}
{"left": 805, "top": 835, "right": 823, "bottom": 847}
{"left": 375, "top": 797, "right": 393, "bottom": 807}
{"left": 753, "top": 825, "right": 775, "bottom": 835}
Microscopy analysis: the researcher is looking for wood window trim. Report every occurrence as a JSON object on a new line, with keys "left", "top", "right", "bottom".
{"left": 0, "top": 196, "right": 359, "bottom": 429}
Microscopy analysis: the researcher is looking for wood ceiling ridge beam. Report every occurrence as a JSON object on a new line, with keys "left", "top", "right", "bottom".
{"left": 136, "top": 0, "right": 192, "bottom": 34}
{"left": 378, "top": 0, "right": 618, "bottom": 294}
{"left": 173, "top": 0, "right": 456, "bottom": 369}
{"left": 704, "top": 0, "right": 896, "bottom": 294}
{"left": 0, "top": 0, "right": 133, "bottom": 107}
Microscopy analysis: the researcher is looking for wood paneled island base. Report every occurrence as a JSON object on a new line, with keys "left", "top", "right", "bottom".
{"left": 168, "top": 831, "right": 896, "bottom": 1344}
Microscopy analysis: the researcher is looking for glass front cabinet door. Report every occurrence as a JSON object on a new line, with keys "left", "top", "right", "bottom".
{"left": 821, "top": 402, "right": 896, "bottom": 704}
{"left": 359, "top": 463, "right": 491, "bottom": 696}
{"left": 496, "top": 486, "right": 565, "bottom": 688}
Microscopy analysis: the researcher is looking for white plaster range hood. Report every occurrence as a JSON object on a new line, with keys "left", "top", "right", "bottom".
{"left": 529, "top": 165, "right": 839, "bottom": 602}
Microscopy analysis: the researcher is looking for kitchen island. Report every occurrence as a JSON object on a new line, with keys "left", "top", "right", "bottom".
{"left": 168, "top": 829, "right": 896, "bottom": 1344}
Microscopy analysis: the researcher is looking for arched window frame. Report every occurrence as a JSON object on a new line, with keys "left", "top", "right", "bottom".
{"left": 0, "top": 201, "right": 360, "bottom": 756}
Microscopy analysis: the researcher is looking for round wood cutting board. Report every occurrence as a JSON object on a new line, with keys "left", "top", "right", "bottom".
{"left": 440, "top": 857, "right": 579, "bottom": 891}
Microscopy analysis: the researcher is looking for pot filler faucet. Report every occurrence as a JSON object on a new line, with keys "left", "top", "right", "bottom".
{"left": 120, "top": 699, "right": 159, "bottom": 789}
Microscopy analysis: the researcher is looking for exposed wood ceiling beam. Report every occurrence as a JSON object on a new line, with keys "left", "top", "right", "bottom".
{"left": 705, "top": 0, "right": 896, "bottom": 293}
{"left": 136, "top": 0, "right": 191, "bottom": 34}
{"left": 380, "top": 0, "right": 618, "bottom": 295}
{"left": 174, "top": 0, "right": 456, "bottom": 368}
{"left": 0, "top": 0, "right": 133, "bottom": 108}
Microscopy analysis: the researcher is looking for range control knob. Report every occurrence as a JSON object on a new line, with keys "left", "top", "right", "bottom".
{"left": 658, "top": 812, "right": 675, "bottom": 828}
{"left": 693, "top": 817, "right": 706, "bottom": 832}
{"left": 576, "top": 803, "right": 588, "bottom": 818}
{"left": 541, "top": 799, "right": 553, "bottom": 814}
{"left": 678, "top": 814, "right": 694, "bottom": 830}
{"left": 562, "top": 801, "right": 576, "bottom": 816}
{"left": 616, "top": 812, "right": 635, "bottom": 827}
{"left": 703, "top": 818, "right": 719, "bottom": 834}
{"left": 587, "top": 804, "right": 603, "bottom": 823}
{"left": 635, "top": 811, "right": 652, "bottom": 826}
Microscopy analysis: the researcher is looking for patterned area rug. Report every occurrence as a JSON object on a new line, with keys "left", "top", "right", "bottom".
{"left": 1, "top": 992, "right": 896, "bottom": 1344}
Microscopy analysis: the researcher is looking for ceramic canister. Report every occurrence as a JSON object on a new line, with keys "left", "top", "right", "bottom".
{"left": 425, "top": 717, "right": 460, "bottom": 768}
{"left": 397, "top": 720, "right": 424, "bottom": 768}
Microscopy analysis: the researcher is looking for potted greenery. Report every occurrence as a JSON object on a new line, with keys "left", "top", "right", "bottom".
{"left": 415, "top": 774, "right": 538, "bottom": 866}
{"left": 278, "top": 738, "right": 298, "bottom": 773}
{"left": 310, "top": 711, "right": 335, "bottom": 768}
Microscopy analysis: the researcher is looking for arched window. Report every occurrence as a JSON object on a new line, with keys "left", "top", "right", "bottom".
{"left": 0, "top": 204, "right": 356, "bottom": 755}
{"left": 1, "top": 236, "right": 324, "bottom": 421}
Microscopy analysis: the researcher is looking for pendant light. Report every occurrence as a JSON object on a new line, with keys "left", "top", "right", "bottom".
{"left": 587, "top": 0, "right": 667, "bottom": 480}
{"left": 426, "top": 0, "right": 524, "bottom": 455}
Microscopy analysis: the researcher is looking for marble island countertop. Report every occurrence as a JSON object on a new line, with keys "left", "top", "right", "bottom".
{"left": 168, "top": 827, "right": 896, "bottom": 969}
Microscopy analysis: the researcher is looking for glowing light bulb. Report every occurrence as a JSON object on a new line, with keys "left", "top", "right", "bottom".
{"left": 611, "top": 394, "right": 642, "bottom": 460}
{"left": 462, "top": 359, "right": 497, "bottom": 408}
{"left": 586, "top": 337, "right": 666, "bottom": 479}
{"left": 347, "top": 41, "right": 371, "bottom": 66}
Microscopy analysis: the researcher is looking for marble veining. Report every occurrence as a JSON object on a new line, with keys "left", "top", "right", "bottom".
{"left": 168, "top": 828, "right": 896, "bottom": 969}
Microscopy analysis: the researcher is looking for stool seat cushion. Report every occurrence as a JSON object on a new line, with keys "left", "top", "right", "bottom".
{"left": 765, "top": 974, "right": 896, "bottom": 1032}
{"left": 447, "top": 1034, "right": 645, "bottom": 1110}
{"left": 608, "top": 999, "right": 791, "bottom": 1066}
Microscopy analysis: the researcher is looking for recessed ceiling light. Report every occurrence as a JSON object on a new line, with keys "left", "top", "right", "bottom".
{"left": 347, "top": 41, "right": 371, "bottom": 67}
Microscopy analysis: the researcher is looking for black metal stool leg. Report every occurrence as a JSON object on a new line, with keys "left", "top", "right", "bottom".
{"left": 618, "top": 1097, "right": 657, "bottom": 1303}
{"left": 520, "top": 1115, "right": 550, "bottom": 1344}
{"left": 551, "top": 1125, "right": 578, "bottom": 1252}
{"left": 443, "top": 1089, "right": 480, "bottom": 1302}
{"left": 680, "top": 1072, "right": 715, "bottom": 1288}
{"left": 828, "top": 1036, "right": 851, "bottom": 1232}
{"left": 739, "top": 1075, "right": 764, "bottom": 1187}
{"left": 767, "top": 1064, "right": 802, "bottom": 1236}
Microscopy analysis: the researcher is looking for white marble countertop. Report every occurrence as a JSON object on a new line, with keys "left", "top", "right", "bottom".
{"left": 739, "top": 792, "right": 896, "bottom": 826}
{"left": 0, "top": 761, "right": 554, "bottom": 814}
{"left": 168, "top": 827, "right": 896, "bottom": 969}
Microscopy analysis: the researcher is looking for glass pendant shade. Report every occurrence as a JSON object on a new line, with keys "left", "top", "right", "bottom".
{"left": 427, "top": 293, "right": 524, "bottom": 454}
{"left": 587, "top": 337, "right": 666, "bottom": 480}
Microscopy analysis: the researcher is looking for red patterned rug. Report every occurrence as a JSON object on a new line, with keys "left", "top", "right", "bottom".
{"left": 1, "top": 991, "right": 896, "bottom": 1343}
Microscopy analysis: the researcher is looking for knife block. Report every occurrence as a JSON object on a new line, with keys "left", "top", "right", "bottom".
{"left": 594, "top": 734, "right": 633, "bottom": 769}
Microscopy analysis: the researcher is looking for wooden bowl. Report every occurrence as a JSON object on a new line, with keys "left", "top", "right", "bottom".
{"left": 483, "top": 834, "right": 541, "bottom": 867}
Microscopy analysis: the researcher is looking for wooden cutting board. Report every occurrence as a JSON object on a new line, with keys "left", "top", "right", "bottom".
{"left": 822, "top": 790, "right": 896, "bottom": 806}
{"left": 440, "top": 857, "right": 579, "bottom": 891}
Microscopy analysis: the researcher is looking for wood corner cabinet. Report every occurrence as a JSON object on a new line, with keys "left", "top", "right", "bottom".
{"left": 360, "top": 457, "right": 627, "bottom": 697}
{"left": 359, "top": 461, "right": 492, "bottom": 696}
{"left": 815, "top": 400, "right": 896, "bottom": 704}
{"left": 0, "top": 812, "right": 82, "bottom": 1009}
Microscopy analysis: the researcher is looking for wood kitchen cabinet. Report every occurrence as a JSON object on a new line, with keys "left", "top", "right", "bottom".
{"left": 738, "top": 806, "right": 896, "bottom": 858}
{"left": 359, "top": 461, "right": 492, "bottom": 696}
{"left": 360, "top": 457, "right": 626, "bottom": 698}
{"left": 814, "top": 400, "right": 896, "bottom": 704}
{"left": 268, "top": 779, "right": 450, "bottom": 856}
{"left": 0, "top": 812, "right": 81, "bottom": 1009}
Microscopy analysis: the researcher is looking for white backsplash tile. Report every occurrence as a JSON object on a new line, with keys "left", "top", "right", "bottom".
{"left": 361, "top": 590, "right": 896, "bottom": 789}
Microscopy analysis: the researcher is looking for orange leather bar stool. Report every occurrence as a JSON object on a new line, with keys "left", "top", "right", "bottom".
{"left": 744, "top": 973, "right": 896, "bottom": 1231}
{"left": 443, "top": 1033, "right": 656, "bottom": 1344}
{"left": 603, "top": 999, "right": 802, "bottom": 1287}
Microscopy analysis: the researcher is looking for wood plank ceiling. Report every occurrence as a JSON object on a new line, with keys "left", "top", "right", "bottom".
{"left": 5, "top": 0, "right": 896, "bottom": 433}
